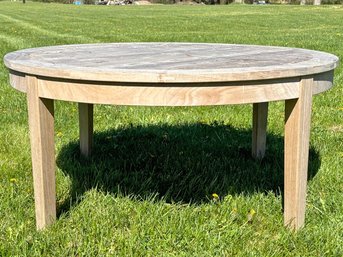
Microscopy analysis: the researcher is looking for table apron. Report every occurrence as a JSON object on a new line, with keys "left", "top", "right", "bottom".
{"left": 9, "top": 70, "right": 333, "bottom": 106}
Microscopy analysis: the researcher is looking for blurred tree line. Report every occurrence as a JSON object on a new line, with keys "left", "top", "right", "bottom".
{"left": 28, "top": 0, "right": 343, "bottom": 4}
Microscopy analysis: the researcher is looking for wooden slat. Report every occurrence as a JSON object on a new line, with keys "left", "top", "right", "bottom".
{"left": 78, "top": 103, "right": 93, "bottom": 157}
{"left": 252, "top": 102, "right": 268, "bottom": 159}
{"left": 26, "top": 75, "right": 56, "bottom": 230}
{"left": 284, "top": 77, "right": 313, "bottom": 230}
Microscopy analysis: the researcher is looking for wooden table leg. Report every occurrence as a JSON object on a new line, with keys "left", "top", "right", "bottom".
{"left": 78, "top": 103, "right": 93, "bottom": 157}
{"left": 252, "top": 102, "right": 268, "bottom": 159}
{"left": 27, "top": 76, "right": 56, "bottom": 230}
{"left": 284, "top": 77, "right": 313, "bottom": 230}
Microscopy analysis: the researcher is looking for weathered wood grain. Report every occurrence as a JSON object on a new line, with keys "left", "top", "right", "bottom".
{"left": 35, "top": 77, "right": 303, "bottom": 106}
{"left": 8, "top": 70, "right": 335, "bottom": 105}
{"left": 4, "top": 43, "right": 339, "bottom": 83}
{"left": 27, "top": 76, "right": 56, "bottom": 230}
{"left": 252, "top": 102, "right": 268, "bottom": 159}
{"left": 284, "top": 77, "right": 313, "bottom": 230}
{"left": 79, "top": 103, "right": 93, "bottom": 157}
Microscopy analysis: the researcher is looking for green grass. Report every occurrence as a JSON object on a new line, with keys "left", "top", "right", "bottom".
{"left": 1, "top": 1, "right": 343, "bottom": 256}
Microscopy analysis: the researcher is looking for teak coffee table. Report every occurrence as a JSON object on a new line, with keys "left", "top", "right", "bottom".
{"left": 4, "top": 43, "right": 339, "bottom": 230}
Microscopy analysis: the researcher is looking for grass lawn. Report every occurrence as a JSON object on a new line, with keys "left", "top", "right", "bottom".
{"left": 0, "top": 1, "right": 343, "bottom": 256}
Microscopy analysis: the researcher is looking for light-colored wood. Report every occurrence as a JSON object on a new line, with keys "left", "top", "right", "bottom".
{"left": 37, "top": 77, "right": 302, "bottom": 106}
{"left": 284, "top": 77, "right": 313, "bottom": 230}
{"left": 9, "top": 70, "right": 26, "bottom": 93}
{"left": 8, "top": 70, "right": 335, "bottom": 104}
{"left": 312, "top": 70, "right": 334, "bottom": 94}
{"left": 26, "top": 75, "right": 56, "bottom": 230}
{"left": 252, "top": 102, "right": 268, "bottom": 159}
{"left": 79, "top": 103, "right": 93, "bottom": 157}
{"left": 4, "top": 43, "right": 339, "bottom": 83}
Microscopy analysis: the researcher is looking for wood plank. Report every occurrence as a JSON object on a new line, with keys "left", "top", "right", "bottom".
{"left": 10, "top": 70, "right": 334, "bottom": 102}
{"left": 252, "top": 102, "right": 268, "bottom": 159}
{"left": 26, "top": 75, "right": 56, "bottom": 230}
{"left": 284, "top": 77, "right": 313, "bottom": 230}
{"left": 78, "top": 103, "right": 93, "bottom": 157}
{"left": 8, "top": 70, "right": 335, "bottom": 100}
{"left": 4, "top": 43, "right": 339, "bottom": 83}
{"left": 37, "top": 77, "right": 301, "bottom": 106}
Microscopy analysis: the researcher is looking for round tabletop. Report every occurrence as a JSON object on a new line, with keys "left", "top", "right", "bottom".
{"left": 4, "top": 43, "right": 339, "bottom": 83}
